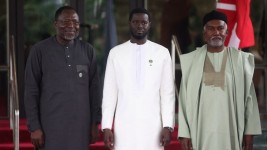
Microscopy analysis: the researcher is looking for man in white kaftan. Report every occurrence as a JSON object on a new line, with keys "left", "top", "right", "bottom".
{"left": 101, "top": 8, "right": 175, "bottom": 150}
{"left": 178, "top": 10, "right": 261, "bottom": 150}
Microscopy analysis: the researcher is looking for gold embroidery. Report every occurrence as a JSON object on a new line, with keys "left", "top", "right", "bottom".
{"left": 203, "top": 49, "right": 227, "bottom": 90}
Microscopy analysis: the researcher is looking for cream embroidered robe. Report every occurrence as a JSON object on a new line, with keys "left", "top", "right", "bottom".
{"left": 178, "top": 45, "right": 262, "bottom": 150}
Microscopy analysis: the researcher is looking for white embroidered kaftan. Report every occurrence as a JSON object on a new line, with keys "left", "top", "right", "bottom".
{"left": 102, "top": 40, "right": 175, "bottom": 150}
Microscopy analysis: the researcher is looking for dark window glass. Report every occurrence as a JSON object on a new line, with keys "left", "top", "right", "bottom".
{"left": 0, "top": 0, "right": 7, "bottom": 65}
{"left": 0, "top": 71, "right": 8, "bottom": 117}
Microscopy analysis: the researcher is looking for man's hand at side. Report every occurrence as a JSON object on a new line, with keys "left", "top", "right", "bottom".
{"left": 160, "top": 127, "right": 172, "bottom": 146}
{"left": 179, "top": 137, "right": 193, "bottom": 150}
{"left": 31, "top": 128, "right": 44, "bottom": 149}
{"left": 242, "top": 135, "right": 253, "bottom": 150}
{"left": 103, "top": 128, "right": 114, "bottom": 149}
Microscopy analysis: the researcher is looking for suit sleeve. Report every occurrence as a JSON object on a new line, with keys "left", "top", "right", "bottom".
{"left": 24, "top": 46, "right": 42, "bottom": 132}
{"left": 244, "top": 83, "right": 262, "bottom": 135}
{"left": 160, "top": 51, "right": 175, "bottom": 129}
{"left": 88, "top": 47, "right": 102, "bottom": 125}
{"left": 101, "top": 51, "right": 118, "bottom": 130}
{"left": 243, "top": 54, "right": 261, "bottom": 134}
{"left": 178, "top": 78, "right": 191, "bottom": 138}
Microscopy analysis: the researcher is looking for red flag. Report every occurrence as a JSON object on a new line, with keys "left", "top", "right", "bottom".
{"left": 216, "top": 0, "right": 255, "bottom": 49}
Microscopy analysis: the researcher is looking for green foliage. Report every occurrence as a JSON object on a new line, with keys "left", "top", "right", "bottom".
{"left": 84, "top": 0, "right": 106, "bottom": 71}
{"left": 24, "top": 0, "right": 68, "bottom": 45}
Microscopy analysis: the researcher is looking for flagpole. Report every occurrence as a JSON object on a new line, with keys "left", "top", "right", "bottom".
{"left": 144, "top": 0, "right": 147, "bottom": 9}
{"left": 215, "top": 0, "right": 218, "bottom": 9}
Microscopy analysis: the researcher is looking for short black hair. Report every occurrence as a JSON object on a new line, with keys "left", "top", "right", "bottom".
{"left": 129, "top": 8, "right": 151, "bottom": 22}
{"left": 55, "top": 6, "right": 77, "bottom": 21}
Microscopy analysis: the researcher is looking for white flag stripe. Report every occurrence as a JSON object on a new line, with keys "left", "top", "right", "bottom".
{"left": 228, "top": 23, "right": 240, "bottom": 48}
{"left": 217, "top": 2, "right": 236, "bottom": 11}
